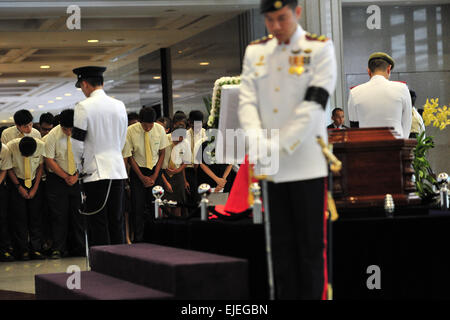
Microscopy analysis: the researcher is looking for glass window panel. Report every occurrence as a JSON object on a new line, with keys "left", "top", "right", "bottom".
{"left": 138, "top": 50, "right": 163, "bottom": 112}
{"left": 170, "top": 16, "right": 241, "bottom": 117}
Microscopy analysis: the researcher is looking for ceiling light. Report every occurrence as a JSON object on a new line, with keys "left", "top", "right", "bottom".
{"left": 56, "top": 97, "right": 62, "bottom": 100}
{"left": 38, "top": 105, "right": 44, "bottom": 108}
{"left": 76, "top": 88, "right": 81, "bottom": 91}
{"left": 199, "top": 62, "right": 210, "bottom": 66}
{"left": 87, "top": 39, "right": 99, "bottom": 43}
{"left": 178, "top": 51, "right": 183, "bottom": 54}
{"left": 29, "top": 109, "right": 34, "bottom": 112}
{"left": 1, "top": 120, "right": 7, "bottom": 123}
{"left": 153, "top": 76, "right": 161, "bottom": 80}
{"left": 40, "top": 65, "right": 50, "bottom": 69}
{"left": 17, "top": 79, "right": 27, "bottom": 83}
{"left": 48, "top": 100, "right": 54, "bottom": 103}
{"left": 173, "top": 94, "right": 181, "bottom": 98}
{"left": 64, "top": 93, "right": 72, "bottom": 96}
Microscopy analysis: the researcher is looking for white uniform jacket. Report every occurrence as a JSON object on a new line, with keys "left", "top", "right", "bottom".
{"left": 238, "top": 25, "right": 337, "bottom": 183}
{"left": 72, "top": 89, "right": 128, "bottom": 182}
{"left": 347, "top": 75, "right": 412, "bottom": 138}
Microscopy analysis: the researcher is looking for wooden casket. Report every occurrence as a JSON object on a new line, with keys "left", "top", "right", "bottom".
{"left": 328, "top": 127, "right": 421, "bottom": 209}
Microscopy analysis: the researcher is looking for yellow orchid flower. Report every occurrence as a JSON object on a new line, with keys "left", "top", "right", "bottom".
{"left": 422, "top": 98, "right": 449, "bottom": 131}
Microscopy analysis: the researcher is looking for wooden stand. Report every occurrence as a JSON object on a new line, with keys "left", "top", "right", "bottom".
{"left": 328, "top": 127, "right": 421, "bottom": 209}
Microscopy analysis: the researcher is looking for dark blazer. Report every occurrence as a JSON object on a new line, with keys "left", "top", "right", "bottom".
{"left": 327, "top": 123, "right": 349, "bottom": 129}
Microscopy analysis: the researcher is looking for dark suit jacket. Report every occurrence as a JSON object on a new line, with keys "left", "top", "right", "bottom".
{"left": 327, "top": 123, "right": 349, "bottom": 129}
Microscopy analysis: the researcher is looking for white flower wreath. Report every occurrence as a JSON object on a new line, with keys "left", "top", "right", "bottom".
{"left": 207, "top": 76, "right": 241, "bottom": 128}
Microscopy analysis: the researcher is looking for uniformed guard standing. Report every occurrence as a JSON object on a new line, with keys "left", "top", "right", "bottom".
{"left": 238, "top": 0, "right": 336, "bottom": 299}
{"left": 71, "top": 66, "right": 128, "bottom": 246}
{"left": 347, "top": 52, "right": 412, "bottom": 138}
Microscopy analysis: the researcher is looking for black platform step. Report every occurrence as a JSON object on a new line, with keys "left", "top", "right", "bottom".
{"left": 89, "top": 243, "right": 248, "bottom": 299}
{"left": 35, "top": 271, "right": 173, "bottom": 300}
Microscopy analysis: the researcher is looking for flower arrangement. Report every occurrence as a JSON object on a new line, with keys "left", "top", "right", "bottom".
{"left": 202, "top": 76, "right": 241, "bottom": 164}
{"left": 411, "top": 97, "right": 448, "bottom": 202}
{"left": 207, "top": 76, "right": 241, "bottom": 128}
{"left": 412, "top": 131, "right": 438, "bottom": 202}
{"left": 422, "top": 98, "right": 450, "bottom": 131}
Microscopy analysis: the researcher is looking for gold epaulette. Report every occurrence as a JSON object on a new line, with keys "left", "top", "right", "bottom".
{"left": 249, "top": 34, "right": 274, "bottom": 45}
{"left": 305, "top": 33, "right": 329, "bottom": 42}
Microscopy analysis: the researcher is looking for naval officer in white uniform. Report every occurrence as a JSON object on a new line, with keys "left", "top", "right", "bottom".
{"left": 347, "top": 52, "right": 412, "bottom": 138}
{"left": 238, "top": 0, "right": 336, "bottom": 299}
{"left": 71, "top": 66, "right": 128, "bottom": 246}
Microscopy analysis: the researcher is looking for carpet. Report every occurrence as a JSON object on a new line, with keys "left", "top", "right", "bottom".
{"left": 0, "top": 289, "right": 35, "bottom": 300}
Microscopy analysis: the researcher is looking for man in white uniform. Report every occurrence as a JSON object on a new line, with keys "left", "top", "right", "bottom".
{"left": 347, "top": 52, "right": 412, "bottom": 138}
{"left": 238, "top": 0, "right": 336, "bottom": 299}
{"left": 71, "top": 66, "right": 128, "bottom": 246}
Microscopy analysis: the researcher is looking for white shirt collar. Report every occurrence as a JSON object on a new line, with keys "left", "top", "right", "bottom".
{"left": 291, "top": 24, "right": 305, "bottom": 44}
{"left": 370, "top": 75, "right": 388, "bottom": 82}
{"left": 89, "top": 88, "right": 106, "bottom": 97}
{"left": 274, "top": 25, "right": 304, "bottom": 49}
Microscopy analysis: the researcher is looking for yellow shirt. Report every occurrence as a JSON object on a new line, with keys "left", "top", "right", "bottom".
{"left": 7, "top": 138, "right": 45, "bottom": 180}
{"left": 122, "top": 122, "right": 170, "bottom": 168}
{"left": 43, "top": 125, "right": 75, "bottom": 174}
{"left": 1, "top": 126, "right": 41, "bottom": 144}
{"left": 0, "top": 143, "right": 12, "bottom": 171}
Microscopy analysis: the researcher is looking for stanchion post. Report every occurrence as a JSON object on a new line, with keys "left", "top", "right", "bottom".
{"left": 152, "top": 186, "right": 164, "bottom": 219}
{"left": 250, "top": 182, "right": 263, "bottom": 224}
{"left": 198, "top": 184, "right": 211, "bottom": 221}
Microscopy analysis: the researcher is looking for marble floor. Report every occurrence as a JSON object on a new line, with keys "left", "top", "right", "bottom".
{"left": 0, "top": 257, "right": 87, "bottom": 294}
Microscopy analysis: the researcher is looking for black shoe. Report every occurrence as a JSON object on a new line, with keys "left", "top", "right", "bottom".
{"left": 31, "top": 251, "right": 46, "bottom": 260}
{"left": 42, "top": 242, "right": 51, "bottom": 252}
{"left": 0, "top": 251, "right": 15, "bottom": 262}
{"left": 20, "top": 252, "right": 30, "bottom": 261}
{"left": 49, "top": 250, "right": 61, "bottom": 260}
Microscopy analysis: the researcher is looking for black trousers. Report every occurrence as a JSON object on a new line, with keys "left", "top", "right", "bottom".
{"left": 0, "top": 181, "right": 11, "bottom": 251}
{"left": 82, "top": 179, "right": 125, "bottom": 246}
{"left": 46, "top": 173, "right": 85, "bottom": 254}
{"left": 129, "top": 168, "right": 154, "bottom": 242}
{"left": 10, "top": 178, "right": 43, "bottom": 254}
{"left": 40, "top": 179, "right": 51, "bottom": 246}
{"left": 267, "top": 177, "right": 326, "bottom": 300}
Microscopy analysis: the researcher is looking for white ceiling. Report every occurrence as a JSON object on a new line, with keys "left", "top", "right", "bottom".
{"left": 0, "top": 0, "right": 259, "bottom": 122}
